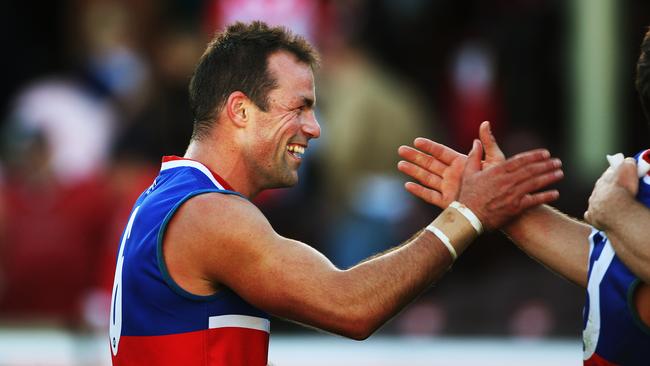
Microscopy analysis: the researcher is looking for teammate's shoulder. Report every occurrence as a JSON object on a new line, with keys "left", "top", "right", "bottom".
{"left": 634, "top": 148, "right": 650, "bottom": 161}
{"left": 634, "top": 149, "right": 650, "bottom": 180}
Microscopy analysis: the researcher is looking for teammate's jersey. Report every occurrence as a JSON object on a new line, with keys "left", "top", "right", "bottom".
{"left": 583, "top": 149, "right": 650, "bottom": 365}
{"left": 109, "top": 156, "right": 270, "bottom": 366}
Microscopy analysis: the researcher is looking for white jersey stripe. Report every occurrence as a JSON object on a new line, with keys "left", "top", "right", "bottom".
{"left": 209, "top": 314, "right": 271, "bottom": 333}
{"left": 161, "top": 160, "right": 225, "bottom": 190}
{"left": 583, "top": 229, "right": 616, "bottom": 360}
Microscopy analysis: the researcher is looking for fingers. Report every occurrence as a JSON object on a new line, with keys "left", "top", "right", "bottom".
{"left": 515, "top": 169, "right": 564, "bottom": 197}
{"left": 413, "top": 138, "right": 465, "bottom": 164}
{"left": 457, "top": 144, "right": 562, "bottom": 230}
{"left": 616, "top": 157, "right": 636, "bottom": 177}
{"left": 465, "top": 139, "right": 483, "bottom": 175}
{"left": 509, "top": 158, "right": 563, "bottom": 186}
{"left": 404, "top": 182, "right": 444, "bottom": 207}
{"left": 519, "top": 190, "right": 560, "bottom": 211}
{"left": 502, "top": 149, "right": 551, "bottom": 173}
{"left": 398, "top": 146, "right": 450, "bottom": 176}
{"left": 398, "top": 161, "right": 442, "bottom": 190}
{"left": 617, "top": 158, "right": 640, "bottom": 195}
{"left": 583, "top": 209, "right": 602, "bottom": 229}
{"left": 479, "top": 121, "right": 506, "bottom": 161}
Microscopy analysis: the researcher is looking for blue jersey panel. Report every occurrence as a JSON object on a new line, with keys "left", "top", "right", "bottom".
{"left": 116, "top": 162, "right": 268, "bottom": 337}
{"left": 583, "top": 149, "right": 650, "bottom": 365}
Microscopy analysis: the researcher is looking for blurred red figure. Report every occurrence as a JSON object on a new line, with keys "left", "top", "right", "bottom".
{"left": 0, "top": 134, "right": 111, "bottom": 325}
{"left": 0, "top": 79, "right": 116, "bottom": 326}
{"left": 447, "top": 41, "right": 503, "bottom": 151}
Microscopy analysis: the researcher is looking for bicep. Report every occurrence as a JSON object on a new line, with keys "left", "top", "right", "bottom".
{"left": 185, "top": 194, "right": 343, "bottom": 324}
{"left": 218, "top": 229, "right": 341, "bottom": 318}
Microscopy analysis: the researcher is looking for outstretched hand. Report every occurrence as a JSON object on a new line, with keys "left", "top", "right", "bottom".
{"left": 398, "top": 121, "right": 563, "bottom": 230}
{"left": 397, "top": 122, "right": 505, "bottom": 209}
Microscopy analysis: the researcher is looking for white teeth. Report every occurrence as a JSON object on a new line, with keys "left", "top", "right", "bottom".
{"left": 287, "top": 145, "right": 305, "bottom": 155}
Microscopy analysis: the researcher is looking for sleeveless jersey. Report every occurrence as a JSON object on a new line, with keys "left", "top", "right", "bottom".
{"left": 109, "top": 156, "right": 270, "bottom": 366}
{"left": 583, "top": 149, "right": 650, "bottom": 365}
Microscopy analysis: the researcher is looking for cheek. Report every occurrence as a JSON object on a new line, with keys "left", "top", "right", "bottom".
{"left": 273, "top": 114, "right": 302, "bottom": 139}
{"left": 253, "top": 112, "right": 300, "bottom": 150}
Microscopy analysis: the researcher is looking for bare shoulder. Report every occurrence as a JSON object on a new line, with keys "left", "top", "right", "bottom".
{"left": 163, "top": 192, "right": 277, "bottom": 293}
{"left": 175, "top": 192, "right": 272, "bottom": 236}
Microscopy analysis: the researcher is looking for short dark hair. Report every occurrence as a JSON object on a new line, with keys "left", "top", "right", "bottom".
{"left": 636, "top": 27, "right": 650, "bottom": 124}
{"left": 188, "top": 21, "right": 319, "bottom": 140}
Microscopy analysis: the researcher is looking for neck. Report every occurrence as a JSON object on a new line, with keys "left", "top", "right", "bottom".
{"left": 184, "top": 138, "right": 259, "bottom": 198}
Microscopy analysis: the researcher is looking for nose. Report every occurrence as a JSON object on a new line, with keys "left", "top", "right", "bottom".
{"left": 302, "top": 112, "right": 321, "bottom": 139}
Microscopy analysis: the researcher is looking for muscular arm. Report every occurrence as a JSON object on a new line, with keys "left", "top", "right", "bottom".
{"left": 502, "top": 205, "right": 591, "bottom": 287}
{"left": 164, "top": 140, "right": 562, "bottom": 340}
{"left": 168, "top": 193, "right": 453, "bottom": 340}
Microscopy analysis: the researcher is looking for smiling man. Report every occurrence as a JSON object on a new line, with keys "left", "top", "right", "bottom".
{"left": 108, "top": 21, "right": 565, "bottom": 365}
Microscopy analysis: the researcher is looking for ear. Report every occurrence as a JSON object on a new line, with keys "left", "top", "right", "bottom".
{"left": 225, "top": 91, "right": 250, "bottom": 128}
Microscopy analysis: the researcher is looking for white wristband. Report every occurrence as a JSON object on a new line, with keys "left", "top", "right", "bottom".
{"left": 449, "top": 201, "right": 483, "bottom": 234}
{"left": 425, "top": 224, "right": 458, "bottom": 261}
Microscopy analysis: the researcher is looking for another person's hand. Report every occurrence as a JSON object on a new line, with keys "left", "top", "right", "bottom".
{"left": 397, "top": 121, "right": 505, "bottom": 209}
{"left": 585, "top": 158, "right": 639, "bottom": 230}
{"left": 398, "top": 121, "right": 563, "bottom": 230}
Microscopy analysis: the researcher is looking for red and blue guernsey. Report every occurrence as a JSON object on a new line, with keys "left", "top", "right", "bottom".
{"left": 109, "top": 156, "right": 270, "bottom": 366}
{"left": 583, "top": 149, "right": 650, "bottom": 365}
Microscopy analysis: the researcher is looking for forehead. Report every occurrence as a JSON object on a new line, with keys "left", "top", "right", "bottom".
{"left": 267, "top": 51, "right": 315, "bottom": 98}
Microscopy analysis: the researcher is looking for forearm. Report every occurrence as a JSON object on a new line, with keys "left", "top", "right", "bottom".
{"left": 237, "top": 227, "right": 458, "bottom": 340}
{"left": 502, "top": 205, "right": 591, "bottom": 287}
{"left": 338, "top": 229, "right": 456, "bottom": 338}
{"left": 599, "top": 193, "right": 650, "bottom": 284}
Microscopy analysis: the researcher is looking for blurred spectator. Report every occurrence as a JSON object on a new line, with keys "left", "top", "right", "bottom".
{"left": 78, "top": 0, "right": 151, "bottom": 115}
{"left": 113, "top": 27, "right": 202, "bottom": 162}
{"left": 203, "top": 0, "right": 325, "bottom": 43}
{"left": 446, "top": 40, "right": 503, "bottom": 152}
{"left": 0, "top": 0, "right": 154, "bottom": 328}
{"left": 0, "top": 80, "right": 114, "bottom": 326}
{"left": 4, "top": 80, "right": 114, "bottom": 184}
{"left": 317, "top": 3, "right": 434, "bottom": 268}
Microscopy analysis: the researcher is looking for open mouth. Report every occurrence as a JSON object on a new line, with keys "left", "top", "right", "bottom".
{"left": 286, "top": 144, "right": 305, "bottom": 160}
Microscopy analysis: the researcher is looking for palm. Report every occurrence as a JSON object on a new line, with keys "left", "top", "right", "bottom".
{"left": 397, "top": 122, "right": 505, "bottom": 209}
{"left": 398, "top": 122, "right": 562, "bottom": 230}
{"left": 397, "top": 140, "right": 466, "bottom": 209}
{"left": 438, "top": 155, "right": 466, "bottom": 207}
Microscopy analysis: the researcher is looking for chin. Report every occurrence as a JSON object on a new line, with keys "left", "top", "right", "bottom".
{"left": 282, "top": 175, "right": 299, "bottom": 187}
{"left": 266, "top": 174, "right": 299, "bottom": 189}
{"left": 279, "top": 168, "right": 299, "bottom": 187}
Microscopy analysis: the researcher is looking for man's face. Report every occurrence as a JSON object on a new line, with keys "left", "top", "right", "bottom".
{"left": 245, "top": 51, "right": 321, "bottom": 189}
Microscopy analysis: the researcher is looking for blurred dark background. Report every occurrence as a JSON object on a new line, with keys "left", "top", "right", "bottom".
{"left": 1, "top": 0, "right": 649, "bottom": 342}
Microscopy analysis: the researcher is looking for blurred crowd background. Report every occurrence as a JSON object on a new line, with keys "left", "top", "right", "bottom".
{"left": 1, "top": 0, "right": 649, "bottom": 343}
